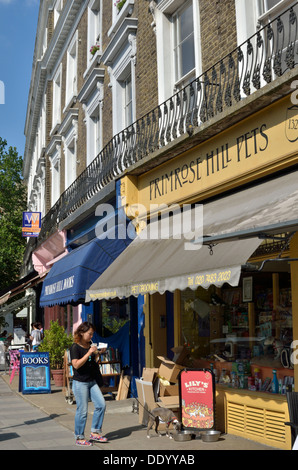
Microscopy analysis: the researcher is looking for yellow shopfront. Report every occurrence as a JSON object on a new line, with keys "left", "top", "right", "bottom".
{"left": 87, "top": 95, "right": 298, "bottom": 449}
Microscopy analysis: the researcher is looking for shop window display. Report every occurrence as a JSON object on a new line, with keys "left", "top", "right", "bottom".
{"left": 180, "top": 273, "right": 294, "bottom": 394}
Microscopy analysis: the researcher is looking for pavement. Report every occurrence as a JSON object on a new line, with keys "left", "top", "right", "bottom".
{"left": 0, "top": 368, "right": 281, "bottom": 455}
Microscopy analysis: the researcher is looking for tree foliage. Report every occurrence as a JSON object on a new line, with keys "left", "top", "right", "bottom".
{"left": 0, "top": 138, "right": 27, "bottom": 290}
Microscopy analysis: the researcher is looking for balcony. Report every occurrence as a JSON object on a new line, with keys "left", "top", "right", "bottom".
{"left": 38, "top": 3, "right": 298, "bottom": 243}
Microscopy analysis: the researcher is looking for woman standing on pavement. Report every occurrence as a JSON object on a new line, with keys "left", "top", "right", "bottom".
{"left": 70, "top": 321, "right": 108, "bottom": 447}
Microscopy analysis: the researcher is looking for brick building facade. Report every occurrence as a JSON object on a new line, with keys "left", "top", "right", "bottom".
{"left": 20, "top": 0, "right": 298, "bottom": 449}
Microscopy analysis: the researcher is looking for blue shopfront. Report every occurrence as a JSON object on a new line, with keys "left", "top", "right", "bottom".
{"left": 39, "top": 190, "right": 145, "bottom": 383}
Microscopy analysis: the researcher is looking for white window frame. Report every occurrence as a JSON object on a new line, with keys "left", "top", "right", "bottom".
{"left": 258, "top": 0, "right": 295, "bottom": 20}
{"left": 235, "top": 0, "right": 295, "bottom": 46}
{"left": 87, "top": 0, "right": 101, "bottom": 63}
{"left": 106, "top": 33, "right": 137, "bottom": 135}
{"left": 64, "top": 130, "right": 77, "bottom": 189}
{"left": 173, "top": 0, "right": 196, "bottom": 90}
{"left": 154, "top": 0, "right": 202, "bottom": 103}
{"left": 60, "top": 110, "right": 78, "bottom": 190}
{"left": 42, "top": 27, "right": 47, "bottom": 58}
{"left": 48, "top": 137, "right": 62, "bottom": 206}
{"left": 52, "top": 64, "right": 62, "bottom": 133}
{"left": 54, "top": 0, "right": 63, "bottom": 29}
{"left": 110, "top": 0, "right": 135, "bottom": 37}
{"left": 85, "top": 94, "right": 103, "bottom": 165}
{"left": 123, "top": 73, "right": 133, "bottom": 128}
{"left": 65, "top": 31, "right": 78, "bottom": 109}
{"left": 79, "top": 68, "right": 105, "bottom": 166}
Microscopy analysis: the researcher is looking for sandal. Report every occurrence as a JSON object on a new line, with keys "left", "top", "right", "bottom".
{"left": 90, "top": 432, "right": 108, "bottom": 442}
{"left": 76, "top": 439, "right": 92, "bottom": 446}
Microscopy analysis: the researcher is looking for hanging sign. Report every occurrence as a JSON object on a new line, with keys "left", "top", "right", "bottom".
{"left": 19, "top": 352, "right": 51, "bottom": 394}
{"left": 22, "top": 212, "right": 41, "bottom": 237}
{"left": 179, "top": 369, "right": 215, "bottom": 430}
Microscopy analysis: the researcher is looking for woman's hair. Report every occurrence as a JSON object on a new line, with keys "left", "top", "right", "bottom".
{"left": 73, "top": 321, "right": 95, "bottom": 343}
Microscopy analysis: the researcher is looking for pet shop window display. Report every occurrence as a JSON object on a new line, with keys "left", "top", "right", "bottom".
{"left": 180, "top": 280, "right": 294, "bottom": 395}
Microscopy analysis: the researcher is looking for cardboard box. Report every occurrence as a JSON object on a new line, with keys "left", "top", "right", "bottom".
{"left": 142, "top": 367, "right": 158, "bottom": 382}
{"left": 171, "top": 346, "right": 189, "bottom": 365}
{"left": 159, "top": 383, "right": 179, "bottom": 397}
{"left": 136, "top": 379, "right": 159, "bottom": 425}
{"left": 159, "top": 395, "right": 180, "bottom": 409}
{"left": 157, "top": 356, "right": 184, "bottom": 383}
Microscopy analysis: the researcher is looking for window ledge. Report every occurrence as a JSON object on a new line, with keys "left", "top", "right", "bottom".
{"left": 108, "top": 0, "right": 135, "bottom": 38}
{"left": 83, "top": 50, "right": 102, "bottom": 80}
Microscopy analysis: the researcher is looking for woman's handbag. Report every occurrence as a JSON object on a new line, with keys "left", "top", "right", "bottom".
{"left": 94, "top": 364, "right": 104, "bottom": 387}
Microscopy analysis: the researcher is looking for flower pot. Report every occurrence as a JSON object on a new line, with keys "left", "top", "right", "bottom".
{"left": 52, "top": 369, "right": 64, "bottom": 387}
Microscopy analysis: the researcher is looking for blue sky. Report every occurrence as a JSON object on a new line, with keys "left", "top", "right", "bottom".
{"left": 0, "top": 0, "right": 39, "bottom": 158}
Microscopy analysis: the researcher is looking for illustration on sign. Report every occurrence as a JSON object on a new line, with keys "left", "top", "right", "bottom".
{"left": 19, "top": 352, "right": 51, "bottom": 394}
{"left": 179, "top": 369, "right": 215, "bottom": 430}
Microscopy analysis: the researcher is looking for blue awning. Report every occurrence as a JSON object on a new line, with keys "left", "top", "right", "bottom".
{"left": 40, "top": 235, "right": 131, "bottom": 307}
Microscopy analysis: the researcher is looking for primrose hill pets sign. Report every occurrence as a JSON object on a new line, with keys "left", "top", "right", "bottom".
{"left": 138, "top": 97, "right": 298, "bottom": 207}
{"left": 19, "top": 352, "right": 51, "bottom": 394}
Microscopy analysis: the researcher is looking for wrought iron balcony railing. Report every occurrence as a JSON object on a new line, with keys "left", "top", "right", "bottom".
{"left": 40, "top": 3, "right": 298, "bottom": 240}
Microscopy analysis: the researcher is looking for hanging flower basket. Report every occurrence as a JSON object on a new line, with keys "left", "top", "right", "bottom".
{"left": 90, "top": 44, "right": 100, "bottom": 56}
{"left": 114, "top": 0, "right": 127, "bottom": 12}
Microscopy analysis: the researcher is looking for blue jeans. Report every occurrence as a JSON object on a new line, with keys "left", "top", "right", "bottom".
{"left": 72, "top": 379, "right": 106, "bottom": 440}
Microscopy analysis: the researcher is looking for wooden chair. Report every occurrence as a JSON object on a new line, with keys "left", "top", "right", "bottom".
{"left": 285, "top": 391, "right": 298, "bottom": 447}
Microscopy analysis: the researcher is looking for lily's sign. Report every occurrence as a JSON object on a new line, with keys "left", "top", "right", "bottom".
{"left": 179, "top": 369, "right": 215, "bottom": 430}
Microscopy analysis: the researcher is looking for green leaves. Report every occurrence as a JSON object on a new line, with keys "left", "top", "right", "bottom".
{"left": 0, "top": 137, "right": 27, "bottom": 289}
{"left": 38, "top": 320, "right": 73, "bottom": 370}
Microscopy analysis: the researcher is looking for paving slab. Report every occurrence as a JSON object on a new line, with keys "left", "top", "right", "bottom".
{"left": 0, "top": 371, "right": 280, "bottom": 454}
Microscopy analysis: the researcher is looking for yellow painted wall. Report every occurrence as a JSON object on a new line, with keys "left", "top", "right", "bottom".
{"left": 290, "top": 233, "right": 298, "bottom": 388}
{"left": 121, "top": 97, "right": 298, "bottom": 218}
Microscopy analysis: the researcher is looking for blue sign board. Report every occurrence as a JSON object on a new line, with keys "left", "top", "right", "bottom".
{"left": 22, "top": 212, "right": 41, "bottom": 237}
{"left": 19, "top": 352, "right": 51, "bottom": 394}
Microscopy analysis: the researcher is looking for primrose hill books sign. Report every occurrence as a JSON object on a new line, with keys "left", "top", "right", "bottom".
{"left": 19, "top": 352, "right": 51, "bottom": 394}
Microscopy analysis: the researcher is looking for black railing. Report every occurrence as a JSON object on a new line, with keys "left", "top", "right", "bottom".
{"left": 40, "top": 3, "right": 298, "bottom": 239}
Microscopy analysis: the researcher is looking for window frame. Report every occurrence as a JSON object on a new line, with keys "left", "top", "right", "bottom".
{"left": 87, "top": 0, "right": 102, "bottom": 65}
{"left": 52, "top": 64, "right": 62, "bottom": 133}
{"left": 172, "top": 0, "right": 196, "bottom": 90}
{"left": 54, "top": 0, "right": 63, "bottom": 29}
{"left": 154, "top": 0, "right": 202, "bottom": 103}
{"left": 65, "top": 31, "right": 78, "bottom": 109}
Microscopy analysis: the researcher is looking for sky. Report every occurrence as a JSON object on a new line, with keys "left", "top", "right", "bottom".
{"left": 0, "top": 0, "right": 39, "bottom": 159}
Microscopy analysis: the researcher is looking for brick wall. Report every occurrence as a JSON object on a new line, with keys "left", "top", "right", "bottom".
{"left": 101, "top": 1, "right": 113, "bottom": 149}
{"left": 39, "top": 0, "right": 238, "bottom": 215}
{"left": 200, "top": 0, "right": 237, "bottom": 72}
{"left": 135, "top": 1, "right": 158, "bottom": 120}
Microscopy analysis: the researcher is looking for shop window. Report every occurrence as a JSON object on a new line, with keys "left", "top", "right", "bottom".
{"left": 100, "top": 299, "right": 129, "bottom": 336}
{"left": 180, "top": 271, "right": 293, "bottom": 393}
